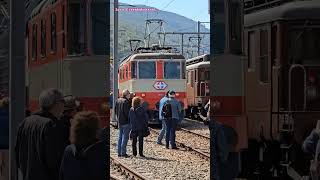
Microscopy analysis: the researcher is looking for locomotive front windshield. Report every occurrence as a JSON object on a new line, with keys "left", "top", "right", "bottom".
{"left": 138, "top": 61, "right": 156, "bottom": 79}
{"left": 164, "top": 61, "right": 181, "bottom": 79}
{"left": 287, "top": 28, "right": 320, "bottom": 65}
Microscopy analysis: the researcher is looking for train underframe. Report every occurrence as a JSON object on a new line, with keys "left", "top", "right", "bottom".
{"left": 237, "top": 112, "right": 320, "bottom": 179}
{"left": 186, "top": 104, "right": 206, "bottom": 120}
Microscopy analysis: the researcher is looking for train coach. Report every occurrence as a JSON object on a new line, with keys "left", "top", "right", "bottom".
{"left": 186, "top": 54, "right": 210, "bottom": 119}
{"left": 212, "top": 0, "right": 320, "bottom": 179}
{"left": 118, "top": 45, "right": 187, "bottom": 124}
{"left": 26, "top": 0, "right": 109, "bottom": 127}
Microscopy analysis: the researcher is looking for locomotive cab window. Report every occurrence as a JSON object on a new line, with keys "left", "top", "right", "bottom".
{"left": 138, "top": 61, "right": 156, "bottom": 79}
{"left": 164, "top": 61, "right": 181, "bottom": 79}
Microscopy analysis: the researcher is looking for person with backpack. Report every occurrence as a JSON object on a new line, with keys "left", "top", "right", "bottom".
{"left": 161, "top": 90, "right": 182, "bottom": 149}
{"left": 157, "top": 91, "right": 170, "bottom": 145}
{"left": 129, "top": 97, "right": 149, "bottom": 157}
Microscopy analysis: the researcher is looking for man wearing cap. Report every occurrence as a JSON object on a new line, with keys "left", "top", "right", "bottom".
{"left": 115, "top": 89, "right": 131, "bottom": 157}
{"left": 15, "top": 88, "right": 67, "bottom": 180}
{"left": 60, "top": 95, "right": 80, "bottom": 145}
{"left": 163, "top": 90, "right": 182, "bottom": 149}
{"left": 157, "top": 91, "right": 170, "bottom": 145}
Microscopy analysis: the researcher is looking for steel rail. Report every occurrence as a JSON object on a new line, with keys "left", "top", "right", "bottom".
{"left": 180, "top": 127, "right": 210, "bottom": 140}
{"left": 110, "top": 156, "right": 148, "bottom": 180}
{"left": 149, "top": 128, "right": 210, "bottom": 161}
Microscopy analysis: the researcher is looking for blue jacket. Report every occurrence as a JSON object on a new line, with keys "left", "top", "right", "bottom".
{"left": 303, "top": 129, "right": 319, "bottom": 156}
{"left": 159, "top": 96, "right": 169, "bottom": 120}
{"left": 0, "top": 107, "right": 9, "bottom": 149}
{"left": 129, "top": 106, "right": 148, "bottom": 132}
{"left": 162, "top": 98, "right": 182, "bottom": 120}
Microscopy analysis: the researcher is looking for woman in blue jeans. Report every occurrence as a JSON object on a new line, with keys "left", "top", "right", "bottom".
{"left": 129, "top": 97, "right": 149, "bottom": 157}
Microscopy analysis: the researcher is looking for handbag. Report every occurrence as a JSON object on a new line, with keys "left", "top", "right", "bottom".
{"left": 310, "top": 140, "right": 320, "bottom": 180}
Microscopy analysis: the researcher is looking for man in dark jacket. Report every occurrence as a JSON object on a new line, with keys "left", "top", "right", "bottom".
{"left": 15, "top": 88, "right": 67, "bottom": 180}
{"left": 115, "top": 89, "right": 131, "bottom": 157}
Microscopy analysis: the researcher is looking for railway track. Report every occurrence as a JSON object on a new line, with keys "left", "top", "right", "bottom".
{"left": 180, "top": 127, "right": 210, "bottom": 140}
{"left": 110, "top": 156, "right": 148, "bottom": 180}
{"left": 149, "top": 128, "right": 210, "bottom": 161}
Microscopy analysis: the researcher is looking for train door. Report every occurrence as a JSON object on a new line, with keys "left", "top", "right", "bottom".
{"left": 288, "top": 65, "right": 306, "bottom": 111}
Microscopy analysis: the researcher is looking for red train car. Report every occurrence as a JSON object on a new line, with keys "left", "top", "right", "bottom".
{"left": 212, "top": 0, "right": 320, "bottom": 178}
{"left": 186, "top": 54, "right": 210, "bottom": 119}
{"left": 118, "top": 46, "right": 187, "bottom": 124}
{"left": 26, "top": 0, "right": 109, "bottom": 127}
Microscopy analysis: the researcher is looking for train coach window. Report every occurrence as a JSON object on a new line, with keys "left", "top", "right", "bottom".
{"left": 205, "top": 71, "right": 210, "bottom": 80}
{"left": 50, "top": 13, "right": 57, "bottom": 53}
{"left": 248, "top": 31, "right": 256, "bottom": 70}
{"left": 164, "top": 61, "right": 181, "bottom": 79}
{"left": 260, "top": 30, "right": 268, "bottom": 83}
{"left": 288, "top": 28, "right": 320, "bottom": 65}
{"left": 138, "top": 61, "right": 156, "bottom": 79}
{"left": 125, "top": 66, "right": 128, "bottom": 79}
{"left": 32, "top": 24, "right": 37, "bottom": 60}
{"left": 199, "top": 71, "right": 205, "bottom": 81}
{"left": 40, "top": 20, "right": 46, "bottom": 57}
{"left": 271, "top": 26, "right": 277, "bottom": 65}
{"left": 68, "top": 3, "right": 86, "bottom": 55}
{"left": 131, "top": 62, "right": 137, "bottom": 78}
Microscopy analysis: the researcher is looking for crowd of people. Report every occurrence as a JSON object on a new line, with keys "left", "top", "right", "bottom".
{"left": 114, "top": 89, "right": 183, "bottom": 157}
{"left": 14, "top": 88, "right": 107, "bottom": 180}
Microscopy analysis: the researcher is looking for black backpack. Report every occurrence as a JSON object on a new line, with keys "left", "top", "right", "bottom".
{"left": 162, "top": 101, "right": 172, "bottom": 118}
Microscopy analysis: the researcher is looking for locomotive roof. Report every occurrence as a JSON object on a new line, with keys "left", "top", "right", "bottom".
{"left": 186, "top": 54, "right": 210, "bottom": 63}
{"left": 186, "top": 61, "right": 210, "bottom": 70}
{"left": 245, "top": 0, "right": 320, "bottom": 27}
{"left": 119, "top": 52, "right": 185, "bottom": 66}
{"left": 30, "top": 0, "right": 54, "bottom": 19}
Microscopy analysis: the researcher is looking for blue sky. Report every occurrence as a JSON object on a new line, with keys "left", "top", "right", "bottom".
{"left": 119, "top": 0, "right": 210, "bottom": 28}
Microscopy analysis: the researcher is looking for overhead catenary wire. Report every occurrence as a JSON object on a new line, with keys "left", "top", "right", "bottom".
{"left": 150, "top": 0, "right": 177, "bottom": 19}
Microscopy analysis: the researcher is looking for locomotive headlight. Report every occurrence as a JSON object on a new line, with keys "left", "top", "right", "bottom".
{"left": 141, "top": 93, "right": 146, "bottom": 97}
{"left": 176, "top": 93, "right": 179, "bottom": 97}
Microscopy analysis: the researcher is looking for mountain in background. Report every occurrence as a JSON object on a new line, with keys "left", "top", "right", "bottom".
{"left": 111, "top": 3, "right": 210, "bottom": 60}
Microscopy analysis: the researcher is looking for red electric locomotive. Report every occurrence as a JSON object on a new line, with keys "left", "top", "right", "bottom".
{"left": 118, "top": 45, "right": 187, "bottom": 124}
{"left": 26, "top": 0, "right": 109, "bottom": 127}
